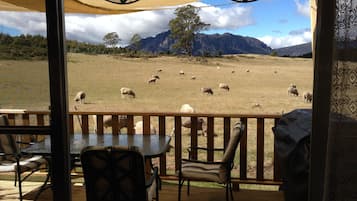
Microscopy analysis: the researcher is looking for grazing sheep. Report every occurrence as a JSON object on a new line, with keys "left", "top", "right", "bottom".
{"left": 201, "top": 87, "right": 214, "bottom": 95}
{"left": 231, "top": 70, "right": 235, "bottom": 74}
{"left": 288, "top": 85, "right": 299, "bottom": 96}
{"left": 191, "top": 76, "right": 196, "bottom": 80}
{"left": 74, "top": 91, "right": 86, "bottom": 104}
{"left": 180, "top": 104, "right": 195, "bottom": 113}
{"left": 120, "top": 87, "right": 136, "bottom": 98}
{"left": 157, "top": 69, "right": 162, "bottom": 73}
{"left": 303, "top": 92, "right": 313, "bottom": 102}
{"left": 182, "top": 117, "right": 207, "bottom": 136}
{"left": 246, "top": 69, "right": 250, "bottom": 72}
{"left": 170, "top": 104, "right": 207, "bottom": 136}
{"left": 152, "top": 75, "right": 160, "bottom": 79}
{"left": 134, "top": 121, "right": 157, "bottom": 134}
{"left": 179, "top": 70, "right": 185, "bottom": 75}
{"left": 92, "top": 115, "right": 128, "bottom": 133}
{"left": 252, "top": 103, "right": 261, "bottom": 108}
{"left": 219, "top": 83, "right": 230, "bottom": 91}
{"left": 147, "top": 77, "right": 157, "bottom": 84}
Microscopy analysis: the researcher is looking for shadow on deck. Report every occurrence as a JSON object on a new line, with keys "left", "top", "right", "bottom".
{"left": 0, "top": 180, "right": 284, "bottom": 201}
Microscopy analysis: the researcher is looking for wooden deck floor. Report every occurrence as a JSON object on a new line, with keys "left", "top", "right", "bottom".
{"left": 0, "top": 180, "right": 284, "bottom": 201}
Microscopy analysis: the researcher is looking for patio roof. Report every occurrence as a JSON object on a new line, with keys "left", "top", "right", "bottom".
{"left": 0, "top": 0, "right": 196, "bottom": 14}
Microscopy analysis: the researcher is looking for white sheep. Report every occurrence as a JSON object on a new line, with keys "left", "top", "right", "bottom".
{"left": 179, "top": 70, "right": 185, "bottom": 75}
{"left": 92, "top": 115, "right": 128, "bottom": 134}
{"left": 74, "top": 91, "right": 86, "bottom": 104}
{"left": 134, "top": 121, "right": 157, "bottom": 135}
{"left": 201, "top": 87, "right": 214, "bottom": 95}
{"left": 152, "top": 75, "right": 160, "bottom": 80}
{"left": 303, "top": 92, "right": 313, "bottom": 102}
{"left": 191, "top": 76, "right": 196, "bottom": 80}
{"left": 219, "top": 83, "right": 230, "bottom": 91}
{"left": 182, "top": 117, "right": 207, "bottom": 136}
{"left": 120, "top": 87, "right": 136, "bottom": 98}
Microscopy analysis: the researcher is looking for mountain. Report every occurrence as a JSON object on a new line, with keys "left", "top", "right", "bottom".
{"left": 132, "top": 31, "right": 272, "bottom": 56}
{"left": 273, "top": 42, "right": 312, "bottom": 57}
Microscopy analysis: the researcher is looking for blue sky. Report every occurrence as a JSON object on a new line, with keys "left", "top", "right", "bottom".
{"left": 0, "top": 0, "right": 311, "bottom": 49}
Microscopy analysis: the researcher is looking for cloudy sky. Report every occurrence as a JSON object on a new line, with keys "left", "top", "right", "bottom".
{"left": 0, "top": 0, "right": 311, "bottom": 49}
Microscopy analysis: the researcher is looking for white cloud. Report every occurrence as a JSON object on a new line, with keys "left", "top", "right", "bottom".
{"left": 0, "top": 3, "right": 253, "bottom": 46}
{"left": 259, "top": 28, "right": 312, "bottom": 49}
{"left": 295, "top": 0, "right": 310, "bottom": 18}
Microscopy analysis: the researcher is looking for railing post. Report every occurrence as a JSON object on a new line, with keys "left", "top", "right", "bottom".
{"left": 257, "top": 118, "right": 265, "bottom": 181}
{"left": 207, "top": 117, "right": 214, "bottom": 162}
{"left": 240, "top": 117, "right": 248, "bottom": 180}
{"left": 174, "top": 116, "right": 182, "bottom": 172}
{"left": 190, "top": 116, "right": 198, "bottom": 160}
{"left": 96, "top": 115, "right": 104, "bottom": 135}
{"left": 159, "top": 116, "right": 167, "bottom": 175}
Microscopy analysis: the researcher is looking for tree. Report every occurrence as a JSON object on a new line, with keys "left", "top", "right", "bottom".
{"left": 130, "top": 33, "right": 142, "bottom": 52}
{"left": 169, "top": 5, "right": 209, "bottom": 56}
{"left": 103, "top": 32, "right": 120, "bottom": 48}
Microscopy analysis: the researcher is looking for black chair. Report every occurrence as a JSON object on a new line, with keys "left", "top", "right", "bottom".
{"left": 178, "top": 121, "right": 245, "bottom": 201}
{"left": 80, "top": 145, "right": 159, "bottom": 201}
{"left": 0, "top": 114, "right": 49, "bottom": 201}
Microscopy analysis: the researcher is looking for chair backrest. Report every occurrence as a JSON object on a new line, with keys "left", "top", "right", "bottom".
{"left": 0, "top": 115, "right": 18, "bottom": 161}
{"left": 221, "top": 121, "right": 245, "bottom": 165}
{"left": 80, "top": 146, "right": 147, "bottom": 201}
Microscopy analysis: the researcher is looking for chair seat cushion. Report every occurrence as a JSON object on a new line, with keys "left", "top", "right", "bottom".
{"left": 180, "top": 160, "right": 227, "bottom": 183}
{"left": 0, "top": 155, "right": 47, "bottom": 173}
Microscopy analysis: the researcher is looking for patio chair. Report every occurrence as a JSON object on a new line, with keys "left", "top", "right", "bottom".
{"left": 177, "top": 121, "right": 245, "bottom": 201}
{"left": 0, "top": 114, "right": 49, "bottom": 201}
{"left": 80, "top": 145, "right": 159, "bottom": 201}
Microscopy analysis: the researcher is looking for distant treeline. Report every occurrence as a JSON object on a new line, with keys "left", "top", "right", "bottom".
{"left": 0, "top": 33, "right": 128, "bottom": 60}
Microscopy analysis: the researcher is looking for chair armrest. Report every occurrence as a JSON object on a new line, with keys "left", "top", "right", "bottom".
{"left": 145, "top": 166, "right": 159, "bottom": 188}
{"left": 187, "top": 147, "right": 225, "bottom": 159}
{"left": 16, "top": 141, "right": 35, "bottom": 146}
{"left": 181, "top": 158, "right": 228, "bottom": 165}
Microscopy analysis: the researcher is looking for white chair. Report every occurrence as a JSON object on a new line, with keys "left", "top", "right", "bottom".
{"left": 178, "top": 121, "right": 245, "bottom": 201}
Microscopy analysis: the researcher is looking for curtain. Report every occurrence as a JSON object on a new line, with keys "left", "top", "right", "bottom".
{"left": 324, "top": 0, "right": 357, "bottom": 200}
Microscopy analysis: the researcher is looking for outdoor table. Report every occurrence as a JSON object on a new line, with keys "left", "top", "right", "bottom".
{"left": 23, "top": 133, "right": 172, "bottom": 159}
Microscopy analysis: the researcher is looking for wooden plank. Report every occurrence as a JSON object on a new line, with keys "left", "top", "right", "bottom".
{"left": 273, "top": 118, "right": 282, "bottom": 181}
{"left": 207, "top": 117, "right": 214, "bottom": 162}
{"left": 256, "top": 118, "right": 264, "bottom": 181}
{"left": 159, "top": 116, "right": 167, "bottom": 175}
{"left": 174, "top": 116, "right": 182, "bottom": 172}
{"left": 36, "top": 114, "right": 46, "bottom": 141}
{"left": 127, "top": 115, "right": 134, "bottom": 135}
{"left": 143, "top": 115, "right": 150, "bottom": 135}
{"left": 69, "top": 114, "right": 74, "bottom": 134}
{"left": 190, "top": 116, "right": 198, "bottom": 160}
{"left": 112, "top": 115, "right": 119, "bottom": 135}
{"left": 7, "top": 114, "right": 15, "bottom": 125}
{"left": 96, "top": 115, "right": 103, "bottom": 135}
{"left": 81, "top": 115, "right": 89, "bottom": 134}
{"left": 223, "top": 117, "right": 231, "bottom": 150}
{"left": 21, "top": 114, "right": 32, "bottom": 145}
{"left": 240, "top": 117, "right": 248, "bottom": 180}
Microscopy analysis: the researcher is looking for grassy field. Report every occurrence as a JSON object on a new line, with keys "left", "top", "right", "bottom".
{"left": 0, "top": 53, "right": 313, "bottom": 113}
{"left": 0, "top": 53, "right": 313, "bottom": 183}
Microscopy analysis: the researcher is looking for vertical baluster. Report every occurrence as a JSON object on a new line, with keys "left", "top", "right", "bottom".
{"left": 257, "top": 118, "right": 265, "bottom": 181}
{"left": 127, "top": 115, "right": 134, "bottom": 135}
{"left": 223, "top": 117, "right": 231, "bottom": 150}
{"left": 190, "top": 116, "right": 198, "bottom": 160}
{"left": 240, "top": 117, "right": 248, "bottom": 180}
{"left": 82, "top": 114, "right": 89, "bottom": 134}
{"left": 207, "top": 117, "right": 214, "bottom": 162}
{"left": 159, "top": 116, "right": 167, "bottom": 175}
{"left": 143, "top": 115, "right": 150, "bottom": 135}
{"left": 174, "top": 116, "right": 182, "bottom": 172}
{"left": 36, "top": 114, "right": 46, "bottom": 141}
{"left": 273, "top": 117, "right": 282, "bottom": 181}
{"left": 112, "top": 115, "right": 119, "bottom": 135}
{"left": 96, "top": 115, "right": 104, "bottom": 135}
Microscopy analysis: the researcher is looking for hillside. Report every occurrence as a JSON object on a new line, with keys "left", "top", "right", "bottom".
{"left": 131, "top": 31, "right": 272, "bottom": 56}
{"left": 273, "top": 42, "right": 312, "bottom": 57}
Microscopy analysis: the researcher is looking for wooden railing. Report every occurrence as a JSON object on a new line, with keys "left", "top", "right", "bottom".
{"left": 0, "top": 110, "right": 283, "bottom": 186}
